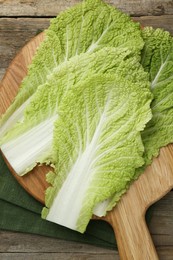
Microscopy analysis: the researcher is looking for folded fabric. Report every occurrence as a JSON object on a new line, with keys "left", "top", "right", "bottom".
{"left": 0, "top": 153, "right": 152, "bottom": 249}
{"left": 0, "top": 198, "right": 116, "bottom": 249}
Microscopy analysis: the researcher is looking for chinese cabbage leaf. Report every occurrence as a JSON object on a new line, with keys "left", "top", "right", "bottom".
{"left": 1, "top": 47, "right": 148, "bottom": 176}
{"left": 141, "top": 27, "right": 173, "bottom": 166}
{"left": 0, "top": 0, "right": 144, "bottom": 137}
{"left": 42, "top": 74, "right": 152, "bottom": 233}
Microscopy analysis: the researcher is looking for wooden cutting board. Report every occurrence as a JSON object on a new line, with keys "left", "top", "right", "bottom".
{"left": 1, "top": 32, "right": 173, "bottom": 260}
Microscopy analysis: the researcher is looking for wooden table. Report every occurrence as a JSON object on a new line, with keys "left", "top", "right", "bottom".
{"left": 0, "top": 1, "right": 173, "bottom": 259}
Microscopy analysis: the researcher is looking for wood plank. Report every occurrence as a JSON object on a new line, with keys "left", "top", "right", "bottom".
{"left": 0, "top": 231, "right": 118, "bottom": 259}
{"left": 0, "top": 235, "right": 169, "bottom": 258}
{"left": 133, "top": 15, "right": 173, "bottom": 35}
{"left": 0, "top": 250, "right": 171, "bottom": 260}
{"left": 156, "top": 247, "right": 173, "bottom": 260}
{"left": 0, "top": 253, "right": 119, "bottom": 260}
{"left": 0, "top": 235, "right": 173, "bottom": 260}
{"left": 0, "top": 18, "right": 49, "bottom": 77}
{"left": 0, "top": 231, "right": 115, "bottom": 253}
{"left": 0, "top": 0, "right": 173, "bottom": 17}
{"left": 149, "top": 192, "right": 173, "bottom": 247}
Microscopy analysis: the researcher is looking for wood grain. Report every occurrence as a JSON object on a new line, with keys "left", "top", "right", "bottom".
{"left": 2, "top": 27, "right": 173, "bottom": 259}
{"left": 0, "top": 18, "right": 50, "bottom": 75}
{"left": 134, "top": 15, "right": 173, "bottom": 35}
{"left": 0, "top": 0, "right": 173, "bottom": 16}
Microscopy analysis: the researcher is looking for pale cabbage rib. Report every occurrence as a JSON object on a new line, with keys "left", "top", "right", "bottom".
{"left": 2, "top": 115, "right": 57, "bottom": 174}
{"left": 0, "top": 0, "right": 144, "bottom": 137}
{"left": 86, "top": 23, "right": 112, "bottom": 53}
{"left": 1, "top": 48, "right": 147, "bottom": 176}
{"left": 0, "top": 98, "right": 31, "bottom": 137}
{"left": 42, "top": 74, "right": 152, "bottom": 233}
{"left": 151, "top": 52, "right": 170, "bottom": 89}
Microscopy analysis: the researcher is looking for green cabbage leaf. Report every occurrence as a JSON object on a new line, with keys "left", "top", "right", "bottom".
{"left": 1, "top": 48, "right": 147, "bottom": 176}
{"left": 42, "top": 73, "right": 152, "bottom": 233}
{"left": 0, "top": 0, "right": 143, "bottom": 138}
{"left": 141, "top": 27, "right": 173, "bottom": 166}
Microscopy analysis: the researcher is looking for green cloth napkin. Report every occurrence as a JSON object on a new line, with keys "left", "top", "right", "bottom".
{"left": 0, "top": 153, "right": 152, "bottom": 249}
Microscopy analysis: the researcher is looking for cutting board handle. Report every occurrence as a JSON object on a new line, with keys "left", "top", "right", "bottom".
{"left": 108, "top": 203, "right": 159, "bottom": 260}
{"left": 104, "top": 145, "right": 173, "bottom": 259}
